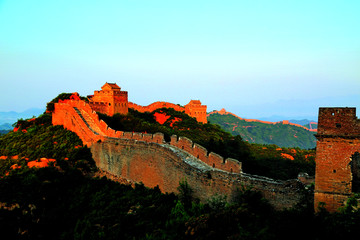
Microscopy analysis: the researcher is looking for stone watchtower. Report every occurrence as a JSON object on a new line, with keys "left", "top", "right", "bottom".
{"left": 185, "top": 100, "right": 207, "bottom": 124}
{"left": 88, "top": 83, "right": 128, "bottom": 116}
{"left": 315, "top": 107, "right": 360, "bottom": 212}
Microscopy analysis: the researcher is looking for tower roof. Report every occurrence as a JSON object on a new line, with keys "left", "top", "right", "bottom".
{"left": 101, "top": 82, "right": 121, "bottom": 90}
{"left": 187, "top": 100, "right": 202, "bottom": 105}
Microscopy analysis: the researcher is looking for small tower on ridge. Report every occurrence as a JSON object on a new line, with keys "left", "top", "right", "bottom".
{"left": 88, "top": 83, "right": 128, "bottom": 116}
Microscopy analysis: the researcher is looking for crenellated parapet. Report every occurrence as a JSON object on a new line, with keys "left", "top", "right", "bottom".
{"left": 170, "top": 135, "right": 241, "bottom": 173}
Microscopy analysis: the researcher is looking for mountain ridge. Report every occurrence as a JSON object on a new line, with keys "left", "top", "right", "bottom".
{"left": 207, "top": 109, "right": 317, "bottom": 149}
{"left": 208, "top": 108, "right": 317, "bottom": 132}
{"left": 0, "top": 108, "right": 44, "bottom": 125}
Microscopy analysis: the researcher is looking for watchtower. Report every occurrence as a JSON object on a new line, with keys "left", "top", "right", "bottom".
{"left": 88, "top": 83, "right": 128, "bottom": 116}
{"left": 314, "top": 107, "right": 360, "bottom": 212}
{"left": 185, "top": 100, "right": 208, "bottom": 124}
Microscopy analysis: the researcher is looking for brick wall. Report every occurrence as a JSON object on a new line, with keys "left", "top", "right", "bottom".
{"left": 315, "top": 107, "right": 360, "bottom": 212}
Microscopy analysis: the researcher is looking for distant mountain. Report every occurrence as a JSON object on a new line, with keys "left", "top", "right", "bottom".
{"left": 0, "top": 108, "right": 44, "bottom": 125}
{"left": 0, "top": 123, "right": 13, "bottom": 130}
{"left": 208, "top": 109, "right": 317, "bottom": 149}
{"left": 0, "top": 130, "right": 10, "bottom": 135}
{"left": 289, "top": 119, "right": 315, "bottom": 125}
{"left": 258, "top": 115, "right": 317, "bottom": 123}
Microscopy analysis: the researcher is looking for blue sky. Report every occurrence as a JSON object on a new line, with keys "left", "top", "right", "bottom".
{"left": 1, "top": 0, "right": 359, "bottom": 120}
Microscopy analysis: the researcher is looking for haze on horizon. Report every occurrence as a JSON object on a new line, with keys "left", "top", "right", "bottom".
{"left": 1, "top": 0, "right": 359, "bottom": 120}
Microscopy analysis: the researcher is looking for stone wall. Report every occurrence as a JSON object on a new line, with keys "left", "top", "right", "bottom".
{"left": 315, "top": 107, "right": 360, "bottom": 212}
{"left": 53, "top": 98, "right": 306, "bottom": 210}
{"left": 170, "top": 135, "right": 241, "bottom": 173}
{"left": 91, "top": 138, "right": 304, "bottom": 209}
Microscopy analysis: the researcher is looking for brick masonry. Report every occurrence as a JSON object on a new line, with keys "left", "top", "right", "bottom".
{"left": 314, "top": 107, "right": 360, "bottom": 212}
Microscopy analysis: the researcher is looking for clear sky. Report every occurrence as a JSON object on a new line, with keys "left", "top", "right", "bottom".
{"left": 1, "top": 0, "right": 359, "bottom": 120}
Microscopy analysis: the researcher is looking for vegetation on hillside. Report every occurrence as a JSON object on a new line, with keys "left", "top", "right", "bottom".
{"left": 0, "top": 114, "right": 96, "bottom": 175}
{"left": 0, "top": 130, "right": 10, "bottom": 136}
{"left": 208, "top": 113, "right": 317, "bottom": 149}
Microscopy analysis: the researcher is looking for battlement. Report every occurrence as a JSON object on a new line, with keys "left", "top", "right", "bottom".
{"left": 170, "top": 135, "right": 242, "bottom": 173}
{"left": 317, "top": 107, "right": 360, "bottom": 137}
{"left": 94, "top": 90, "right": 128, "bottom": 96}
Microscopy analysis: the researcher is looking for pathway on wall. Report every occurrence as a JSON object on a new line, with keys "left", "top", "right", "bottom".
{"left": 74, "top": 107, "right": 106, "bottom": 136}
{"left": 52, "top": 99, "right": 306, "bottom": 209}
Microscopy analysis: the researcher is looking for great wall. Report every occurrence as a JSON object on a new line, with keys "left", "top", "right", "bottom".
{"left": 51, "top": 83, "right": 307, "bottom": 209}
{"left": 52, "top": 83, "right": 360, "bottom": 212}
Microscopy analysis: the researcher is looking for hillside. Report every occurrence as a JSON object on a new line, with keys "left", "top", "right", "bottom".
{"left": 208, "top": 110, "right": 317, "bottom": 149}
{"left": 0, "top": 130, "right": 10, "bottom": 136}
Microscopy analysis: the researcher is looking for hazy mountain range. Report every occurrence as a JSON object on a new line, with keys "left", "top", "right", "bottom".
{"left": 0, "top": 108, "right": 44, "bottom": 127}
